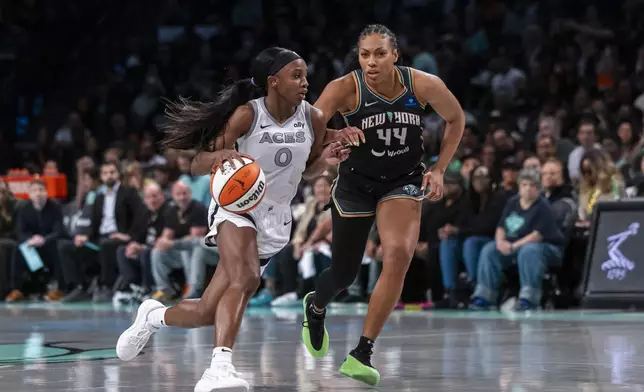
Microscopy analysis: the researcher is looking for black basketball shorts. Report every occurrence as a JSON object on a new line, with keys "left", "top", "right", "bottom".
{"left": 331, "top": 165, "right": 426, "bottom": 218}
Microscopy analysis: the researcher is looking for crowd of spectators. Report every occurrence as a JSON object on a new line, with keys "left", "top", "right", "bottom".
{"left": 3, "top": 0, "right": 644, "bottom": 310}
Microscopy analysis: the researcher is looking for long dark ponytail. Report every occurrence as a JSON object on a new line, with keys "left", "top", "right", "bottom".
{"left": 161, "top": 80, "right": 261, "bottom": 150}
{"left": 161, "top": 47, "right": 302, "bottom": 151}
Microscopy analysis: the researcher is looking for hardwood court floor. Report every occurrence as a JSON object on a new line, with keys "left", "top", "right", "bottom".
{"left": 1, "top": 302, "right": 643, "bottom": 391}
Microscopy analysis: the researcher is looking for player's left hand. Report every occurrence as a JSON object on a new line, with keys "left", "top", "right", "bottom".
{"left": 322, "top": 141, "right": 351, "bottom": 165}
{"left": 331, "top": 126, "right": 365, "bottom": 147}
{"left": 422, "top": 169, "right": 444, "bottom": 201}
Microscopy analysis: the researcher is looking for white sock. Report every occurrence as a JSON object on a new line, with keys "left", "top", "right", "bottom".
{"left": 146, "top": 307, "right": 167, "bottom": 329}
{"left": 211, "top": 347, "right": 233, "bottom": 367}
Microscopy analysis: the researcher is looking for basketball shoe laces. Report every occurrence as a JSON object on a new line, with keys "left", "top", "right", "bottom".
{"left": 357, "top": 344, "right": 373, "bottom": 358}
{"left": 302, "top": 305, "right": 326, "bottom": 332}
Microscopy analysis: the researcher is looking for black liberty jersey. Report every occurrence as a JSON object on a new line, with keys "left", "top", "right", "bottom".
{"left": 341, "top": 66, "right": 426, "bottom": 181}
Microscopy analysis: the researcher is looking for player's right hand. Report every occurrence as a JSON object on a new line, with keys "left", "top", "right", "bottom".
{"left": 335, "top": 126, "right": 365, "bottom": 147}
{"left": 211, "top": 149, "right": 253, "bottom": 173}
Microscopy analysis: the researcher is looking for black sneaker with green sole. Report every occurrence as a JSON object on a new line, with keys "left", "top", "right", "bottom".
{"left": 339, "top": 352, "right": 380, "bottom": 386}
{"left": 301, "top": 292, "right": 329, "bottom": 358}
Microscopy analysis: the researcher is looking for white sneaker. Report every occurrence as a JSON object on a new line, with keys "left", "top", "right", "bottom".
{"left": 270, "top": 291, "right": 298, "bottom": 307}
{"left": 194, "top": 363, "right": 250, "bottom": 392}
{"left": 116, "top": 299, "right": 164, "bottom": 361}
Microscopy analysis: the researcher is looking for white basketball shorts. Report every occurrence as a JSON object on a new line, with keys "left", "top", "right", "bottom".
{"left": 205, "top": 200, "right": 292, "bottom": 274}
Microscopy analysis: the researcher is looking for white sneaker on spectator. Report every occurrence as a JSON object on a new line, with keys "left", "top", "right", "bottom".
{"left": 112, "top": 290, "right": 134, "bottom": 309}
{"left": 116, "top": 299, "right": 164, "bottom": 361}
{"left": 270, "top": 291, "right": 298, "bottom": 307}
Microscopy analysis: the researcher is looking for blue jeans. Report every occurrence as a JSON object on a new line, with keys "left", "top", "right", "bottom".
{"left": 439, "top": 236, "right": 492, "bottom": 289}
{"left": 473, "top": 241, "right": 563, "bottom": 305}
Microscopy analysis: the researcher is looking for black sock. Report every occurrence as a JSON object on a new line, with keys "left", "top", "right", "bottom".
{"left": 310, "top": 306, "right": 325, "bottom": 316}
{"left": 308, "top": 294, "right": 326, "bottom": 317}
{"left": 350, "top": 336, "right": 375, "bottom": 366}
{"left": 356, "top": 336, "right": 374, "bottom": 353}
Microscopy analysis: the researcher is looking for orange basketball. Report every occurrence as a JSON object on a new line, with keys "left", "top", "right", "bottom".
{"left": 210, "top": 157, "right": 266, "bottom": 214}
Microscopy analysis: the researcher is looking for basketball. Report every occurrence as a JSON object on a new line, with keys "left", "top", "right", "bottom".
{"left": 210, "top": 157, "right": 266, "bottom": 214}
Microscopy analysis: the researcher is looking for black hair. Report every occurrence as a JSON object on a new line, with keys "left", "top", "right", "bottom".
{"left": 161, "top": 47, "right": 301, "bottom": 151}
{"left": 100, "top": 161, "right": 121, "bottom": 175}
{"left": 29, "top": 178, "right": 47, "bottom": 188}
{"left": 359, "top": 24, "right": 399, "bottom": 51}
{"left": 83, "top": 166, "right": 100, "bottom": 181}
{"left": 344, "top": 24, "right": 399, "bottom": 72}
{"left": 343, "top": 48, "right": 360, "bottom": 74}
{"left": 467, "top": 164, "right": 493, "bottom": 212}
{"left": 577, "top": 116, "right": 597, "bottom": 132}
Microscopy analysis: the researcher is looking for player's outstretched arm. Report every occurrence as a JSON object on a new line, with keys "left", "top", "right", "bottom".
{"left": 412, "top": 70, "right": 465, "bottom": 173}
{"left": 313, "top": 75, "right": 355, "bottom": 124}
{"left": 303, "top": 106, "right": 350, "bottom": 180}
{"left": 313, "top": 75, "right": 363, "bottom": 144}
{"left": 314, "top": 75, "right": 366, "bottom": 147}
{"left": 413, "top": 70, "right": 464, "bottom": 199}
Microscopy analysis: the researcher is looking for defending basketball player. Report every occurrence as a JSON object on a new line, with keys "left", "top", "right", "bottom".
{"left": 115, "top": 47, "right": 348, "bottom": 392}
{"left": 300, "top": 25, "right": 465, "bottom": 385}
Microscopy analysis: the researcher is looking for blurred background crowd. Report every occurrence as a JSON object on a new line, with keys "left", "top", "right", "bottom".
{"left": 2, "top": 0, "right": 644, "bottom": 310}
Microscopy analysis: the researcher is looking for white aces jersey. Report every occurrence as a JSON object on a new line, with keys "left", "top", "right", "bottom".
{"left": 237, "top": 97, "right": 315, "bottom": 205}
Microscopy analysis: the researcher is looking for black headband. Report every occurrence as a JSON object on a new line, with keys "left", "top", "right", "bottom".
{"left": 268, "top": 49, "right": 302, "bottom": 76}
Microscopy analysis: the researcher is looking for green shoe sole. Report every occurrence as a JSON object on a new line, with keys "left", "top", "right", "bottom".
{"left": 339, "top": 354, "right": 380, "bottom": 386}
{"left": 301, "top": 292, "right": 329, "bottom": 358}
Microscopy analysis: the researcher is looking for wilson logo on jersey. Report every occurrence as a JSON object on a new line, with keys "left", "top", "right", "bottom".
{"left": 259, "top": 131, "right": 307, "bottom": 144}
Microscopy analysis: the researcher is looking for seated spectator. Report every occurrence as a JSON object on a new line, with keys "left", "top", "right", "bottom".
{"left": 151, "top": 180, "right": 216, "bottom": 301}
{"left": 577, "top": 150, "right": 624, "bottom": 226}
{"left": 177, "top": 150, "right": 211, "bottom": 207}
{"left": 59, "top": 162, "right": 145, "bottom": 302}
{"left": 535, "top": 134, "right": 557, "bottom": 163}
{"left": 6, "top": 180, "right": 65, "bottom": 302}
{"left": 460, "top": 155, "right": 481, "bottom": 185}
{"left": 63, "top": 167, "right": 100, "bottom": 229}
{"left": 0, "top": 181, "right": 17, "bottom": 298}
{"left": 541, "top": 159, "right": 576, "bottom": 229}
{"left": 416, "top": 172, "right": 464, "bottom": 307}
{"left": 568, "top": 119, "right": 601, "bottom": 182}
{"left": 500, "top": 158, "right": 519, "bottom": 194}
{"left": 626, "top": 153, "right": 644, "bottom": 197}
{"left": 114, "top": 181, "right": 169, "bottom": 301}
{"left": 439, "top": 165, "right": 508, "bottom": 307}
{"left": 123, "top": 162, "right": 144, "bottom": 193}
{"left": 616, "top": 120, "right": 639, "bottom": 167}
{"left": 522, "top": 154, "right": 541, "bottom": 170}
{"left": 151, "top": 164, "right": 172, "bottom": 199}
{"left": 250, "top": 175, "right": 333, "bottom": 307}
{"left": 470, "top": 169, "right": 564, "bottom": 311}
{"left": 536, "top": 116, "right": 575, "bottom": 164}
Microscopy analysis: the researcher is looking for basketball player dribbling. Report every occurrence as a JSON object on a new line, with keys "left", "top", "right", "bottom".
{"left": 301, "top": 24, "right": 465, "bottom": 385}
{"left": 115, "top": 47, "right": 348, "bottom": 392}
